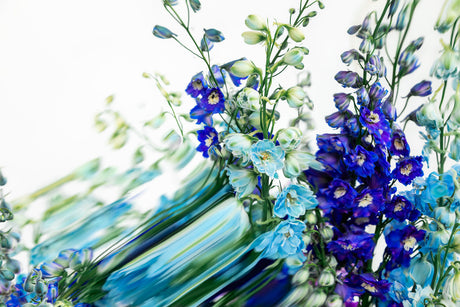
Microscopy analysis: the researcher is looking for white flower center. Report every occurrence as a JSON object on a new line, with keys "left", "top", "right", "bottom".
{"left": 192, "top": 79, "right": 203, "bottom": 90}
{"left": 403, "top": 236, "right": 417, "bottom": 251}
{"left": 358, "top": 193, "right": 373, "bottom": 207}
{"left": 401, "top": 163, "right": 413, "bottom": 176}
{"left": 394, "top": 202, "right": 405, "bottom": 212}
{"left": 208, "top": 91, "right": 220, "bottom": 105}
{"left": 367, "top": 111, "right": 380, "bottom": 124}
{"left": 356, "top": 153, "right": 366, "bottom": 166}
{"left": 334, "top": 187, "right": 346, "bottom": 199}
{"left": 361, "top": 283, "right": 377, "bottom": 293}
{"left": 205, "top": 133, "right": 216, "bottom": 147}
{"left": 394, "top": 138, "right": 404, "bottom": 150}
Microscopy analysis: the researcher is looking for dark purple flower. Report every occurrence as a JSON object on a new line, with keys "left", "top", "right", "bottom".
{"left": 385, "top": 225, "right": 425, "bottom": 268}
{"left": 326, "top": 110, "right": 352, "bottom": 128}
{"left": 185, "top": 72, "right": 208, "bottom": 98}
{"left": 334, "top": 93, "right": 352, "bottom": 110}
{"left": 190, "top": 103, "right": 213, "bottom": 126}
{"left": 327, "top": 231, "right": 375, "bottom": 262}
{"left": 406, "top": 80, "right": 432, "bottom": 97}
{"left": 359, "top": 107, "right": 391, "bottom": 144}
{"left": 353, "top": 188, "right": 383, "bottom": 220}
{"left": 384, "top": 195, "right": 421, "bottom": 222}
{"left": 200, "top": 88, "right": 225, "bottom": 113}
{"left": 349, "top": 273, "right": 391, "bottom": 300}
{"left": 392, "top": 156, "right": 424, "bottom": 185}
{"left": 317, "top": 134, "right": 350, "bottom": 155}
{"left": 196, "top": 126, "right": 219, "bottom": 158}
{"left": 335, "top": 71, "right": 363, "bottom": 88}
{"left": 344, "top": 145, "right": 378, "bottom": 178}
{"left": 390, "top": 130, "right": 410, "bottom": 157}
{"left": 323, "top": 179, "right": 357, "bottom": 208}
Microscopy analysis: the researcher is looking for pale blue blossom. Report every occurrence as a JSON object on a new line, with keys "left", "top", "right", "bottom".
{"left": 249, "top": 140, "right": 285, "bottom": 178}
{"left": 274, "top": 184, "right": 318, "bottom": 218}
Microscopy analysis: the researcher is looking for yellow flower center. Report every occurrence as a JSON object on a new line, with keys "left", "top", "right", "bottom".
{"left": 261, "top": 152, "right": 270, "bottom": 160}
{"left": 334, "top": 187, "right": 346, "bottom": 199}
{"left": 208, "top": 91, "right": 220, "bottom": 105}
{"left": 401, "top": 163, "right": 413, "bottom": 176}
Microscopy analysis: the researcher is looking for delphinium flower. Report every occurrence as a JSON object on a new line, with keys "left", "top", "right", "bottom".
{"left": 304, "top": 1, "right": 430, "bottom": 305}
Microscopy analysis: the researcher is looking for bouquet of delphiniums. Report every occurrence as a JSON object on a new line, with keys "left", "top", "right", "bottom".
{"left": 2, "top": 0, "right": 460, "bottom": 306}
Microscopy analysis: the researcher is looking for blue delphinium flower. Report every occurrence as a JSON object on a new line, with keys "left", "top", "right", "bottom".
{"left": 249, "top": 140, "right": 285, "bottom": 178}
{"left": 200, "top": 88, "right": 225, "bottom": 113}
{"left": 359, "top": 106, "right": 391, "bottom": 144}
{"left": 366, "top": 55, "right": 386, "bottom": 77}
{"left": 274, "top": 184, "right": 318, "bottom": 218}
{"left": 353, "top": 188, "right": 383, "bottom": 221}
{"left": 385, "top": 224, "right": 426, "bottom": 269}
{"left": 190, "top": 103, "right": 213, "bottom": 126}
{"left": 255, "top": 220, "right": 306, "bottom": 261}
{"left": 392, "top": 156, "right": 424, "bottom": 185}
{"left": 327, "top": 231, "right": 374, "bottom": 263}
{"left": 185, "top": 72, "right": 208, "bottom": 98}
{"left": 196, "top": 126, "right": 219, "bottom": 158}
{"left": 323, "top": 179, "right": 357, "bottom": 210}
{"left": 390, "top": 130, "right": 410, "bottom": 157}
{"left": 344, "top": 145, "right": 378, "bottom": 178}
{"left": 384, "top": 195, "right": 420, "bottom": 222}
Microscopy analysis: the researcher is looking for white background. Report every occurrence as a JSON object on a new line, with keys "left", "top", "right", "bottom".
{"left": 0, "top": 0, "right": 444, "bottom": 198}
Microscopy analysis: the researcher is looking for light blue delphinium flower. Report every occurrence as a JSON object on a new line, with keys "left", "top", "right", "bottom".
{"left": 255, "top": 220, "right": 306, "bottom": 261}
{"left": 226, "top": 165, "right": 258, "bottom": 198}
{"left": 406, "top": 285, "right": 434, "bottom": 307}
{"left": 274, "top": 184, "right": 318, "bottom": 218}
{"left": 250, "top": 140, "right": 285, "bottom": 178}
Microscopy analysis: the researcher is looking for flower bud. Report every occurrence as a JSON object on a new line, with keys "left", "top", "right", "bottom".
{"left": 35, "top": 280, "right": 48, "bottom": 297}
{"left": 224, "top": 133, "right": 254, "bottom": 162}
{"left": 304, "top": 290, "right": 327, "bottom": 307}
{"left": 396, "top": 3, "right": 409, "bottom": 31}
{"left": 451, "top": 233, "right": 460, "bottom": 253}
{"left": 190, "top": 0, "right": 201, "bottom": 12}
{"left": 282, "top": 49, "right": 304, "bottom": 66}
{"left": 245, "top": 15, "right": 267, "bottom": 31}
{"left": 443, "top": 265, "right": 460, "bottom": 301}
{"left": 0, "top": 269, "right": 14, "bottom": 281}
{"left": 318, "top": 269, "right": 335, "bottom": 287}
{"left": 320, "top": 227, "right": 334, "bottom": 242}
{"left": 0, "top": 170, "right": 6, "bottom": 186}
{"left": 326, "top": 294, "right": 343, "bottom": 307}
{"left": 277, "top": 128, "right": 302, "bottom": 151}
{"left": 435, "top": 0, "right": 460, "bottom": 33}
{"left": 283, "top": 151, "right": 322, "bottom": 178}
{"left": 236, "top": 88, "right": 260, "bottom": 110}
{"left": 305, "top": 211, "right": 317, "bottom": 224}
{"left": 230, "top": 60, "right": 256, "bottom": 78}
{"left": 226, "top": 165, "right": 258, "bottom": 198}
{"left": 409, "top": 256, "right": 434, "bottom": 287}
{"left": 5, "top": 259, "right": 20, "bottom": 274}
{"left": 152, "top": 25, "right": 177, "bottom": 39}
{"left": 285, "top": 86, "right": 306, "bottom": 108}
{"left": 242, "top": 31, "right": 266, "bottom": 45}
{"left": 407, "top": 80, "right": 432, "bottom": 97}
{"left": 434, "top": 206, "right": 456, "bottom": 229}
{"left": 41, "top": 262, "right": 65, "bottom": 278}
{"left": 449, "top": 136, "right": 460, "bottom": 162}
{"left": 417, "top": 102, "right": 443, "bottom": 132}
{"left": 292, "top": 269, "right": 310, "bottom": 285}
{"left": 204, "top": 28, "right": 225, "bottom": 42}
{"left": 431, "top": 47, "right": 459, "bottom": 80}
{"left": 286, "top": 26, "right": 305, "bottom": 42}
